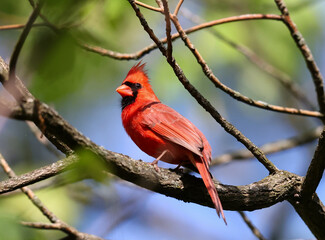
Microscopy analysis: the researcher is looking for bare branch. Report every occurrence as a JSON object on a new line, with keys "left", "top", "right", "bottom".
{"left": 301, "top": 128, "right": 325, "bottom": 198}
{"left": 290, "top": 193, "right": 325, "bottom": 240}
{"left": 161, "top": 0, "right": 173, "bottom": 62}
{"left": 170, "top": 15, "right": 322, "bottom": 118}
{"left": 82, "top": 14, "right": 282, "bottom": 60}
{"left": 21, "top": 221, "right": 106, "bottom": 240}
{"left": 0, "top": 23, "right": 46, "bottom": 31}
{"left": 0, "top": 151, "right": 305, "bottom": 212}
{"left": 180, "top": 8, "right": 316, "bottom": 111}
{"left": 238, "top": 211, "right": 267, "bottom": 240}
{"left": 173, "top": 0, "right": 184, "bottom": 16}
{"left": 274, "top": 0, "right": 325, "bottom": 115}
{"left": 211, "top": 126, "right": 323, "bottom": 166}
{"left": 135, "top": 0, "right": 163, "bottom": 13}
{"left": 7, "top": 1, "right": 42, "bottom": 101}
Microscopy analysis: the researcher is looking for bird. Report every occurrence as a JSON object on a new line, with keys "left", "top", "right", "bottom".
{"left": 116, "top": 62, "right": 226, "bottom": 224}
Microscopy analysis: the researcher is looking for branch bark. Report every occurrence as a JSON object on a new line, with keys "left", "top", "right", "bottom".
{"left": 0, "top": 151, "right": 304, "bottom": 212}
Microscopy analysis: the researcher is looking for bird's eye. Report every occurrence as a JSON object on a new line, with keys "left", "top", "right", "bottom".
{"left": 135, "top": 83, "right": 142, "bottom": 89}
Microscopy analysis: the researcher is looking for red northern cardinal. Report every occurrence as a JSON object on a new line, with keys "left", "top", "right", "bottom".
{"left": 116, "top": 62, "right": 226, "bottom": 224}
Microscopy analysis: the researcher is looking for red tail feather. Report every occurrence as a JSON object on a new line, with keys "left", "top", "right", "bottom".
{"left": 189, "top": 155, "right": 227, "bottom": 224}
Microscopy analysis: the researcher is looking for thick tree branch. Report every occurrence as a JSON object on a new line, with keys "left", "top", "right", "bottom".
{"left": 0, "top": 151, "right": 304, "bottom": 212}
{"left": 289, "top": 193, "right": 325, "bottom": 240}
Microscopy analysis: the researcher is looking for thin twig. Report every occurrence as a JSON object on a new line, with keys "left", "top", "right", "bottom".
{"left": 161, "top": 0, "right": 173, "bottom": 62}
{"left": 274, "top": 0, "right": 325, "bottom": 115}
{"left": 170, "top": 15, "right": 323, "bottom": 118}
{"left": 238, "top": 211, "right": 267, "bottom": 240}
{"left": 180, "top": 8, "right": 316, "bottom": 111}
{"left": 135, "top": 0, "right": 163, "bottom": 13}
{"left": 173, "top": 0, "right": 184, "bottom": 16}
{"left": 21, "top": 221, "right": 63, "bottom": 230}
{"left": 0, "top": 23, "right": 46, "bottom": 31}
{"left": 20, "top": 221, "right": 106, "bottom": 240}
{"left": 211, "top": 126, "right": 323, "bottom": 166}
{"left": 8, "top": 1, "right": 42, "bottom": 101}
{"left": 82, "top": 13, "right": 282, "bottom": 60}
{"left": 128, "top": 0, "right": 278, "bottom": 174}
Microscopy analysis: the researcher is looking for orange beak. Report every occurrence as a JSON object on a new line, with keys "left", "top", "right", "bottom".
{"left": 116, "top": 84, "right": 133, "bottom": 97}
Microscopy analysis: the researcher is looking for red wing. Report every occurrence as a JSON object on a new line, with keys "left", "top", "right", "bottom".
{"left": 141, "top": 103, "right": 204, "bottom": 157}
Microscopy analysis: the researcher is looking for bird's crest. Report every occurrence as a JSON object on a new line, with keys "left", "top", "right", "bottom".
{"left": 127, "top": 61, "right": 147, "bottom": 76}
{"left": 124, "top": 61, "right": 150, "bottom": 85}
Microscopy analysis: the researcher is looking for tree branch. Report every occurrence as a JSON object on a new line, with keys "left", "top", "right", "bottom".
{"left": 7, "top": 1, "right": 41, "bottom": 101}
{"left": 0, "top": 151, "right": 305, "bottom": 212}
{"left": 238, "top": 211, "right": 267, "bottom": 240}
{"left": 161, "top": 0, "right": 173, "bottom": 62}
{"left": 274, "top": 0, "right": 325, "bottom": 115}
{"left": 0, "top": 23, "right": 47, "bottom": 31}
{"left": 211, "top": 126, "right": 322, "bottom": 166}
{"left": 82, "top": 13, "right": 283, "bottom": 60}
{"left": 135, "top": 1, "right": 163, "bottom": 13}
{"left": 180, "top": 8, "right": 316, "bottom": 111}
{"left": 301, "top": 128, "right": 325, "bottom": 198}
{"left": 169, "top": 14, "right": 322, "bottom": 118}
{"left": 289, "top": 193, "right": 325, "bottom": 240}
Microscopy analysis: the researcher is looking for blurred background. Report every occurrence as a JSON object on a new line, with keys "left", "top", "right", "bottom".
{"left": 0, "top": 0, "right": 325, "bottom": 239}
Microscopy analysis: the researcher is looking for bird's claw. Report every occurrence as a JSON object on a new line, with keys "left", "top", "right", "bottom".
{"left": 150, "top": 162, "right": 160, "bottom": 172}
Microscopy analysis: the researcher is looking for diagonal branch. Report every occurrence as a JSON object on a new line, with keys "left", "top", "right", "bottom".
{"left": 211, "top": 126, "right": 323, "bottom": 166}
{"left": 169, "top": 15, "right": 322, "bottom": 118}
{"left": 161, "top": 0, "right": 173, "bottom": 62}
{"left": 180, "top": 8, "right": 316, "bottom": 111}
{"left": 274, "top": 0, "right": 325, "bottom": 115}
{"left": 238, "top": 211, "right": 267, "bottom": 240}
{"left": 7, "top": 1, "right": 42, "bottom": 101}
{"left": 301, "top": 128, "right": 325, "bottom": 198}
{"left": 173, "top": 0, "right": 184, "bottom": 16}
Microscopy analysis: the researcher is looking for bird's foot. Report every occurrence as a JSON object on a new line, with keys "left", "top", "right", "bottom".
{"left": 150, "top": 161, "right": 160, "bottom": 172}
